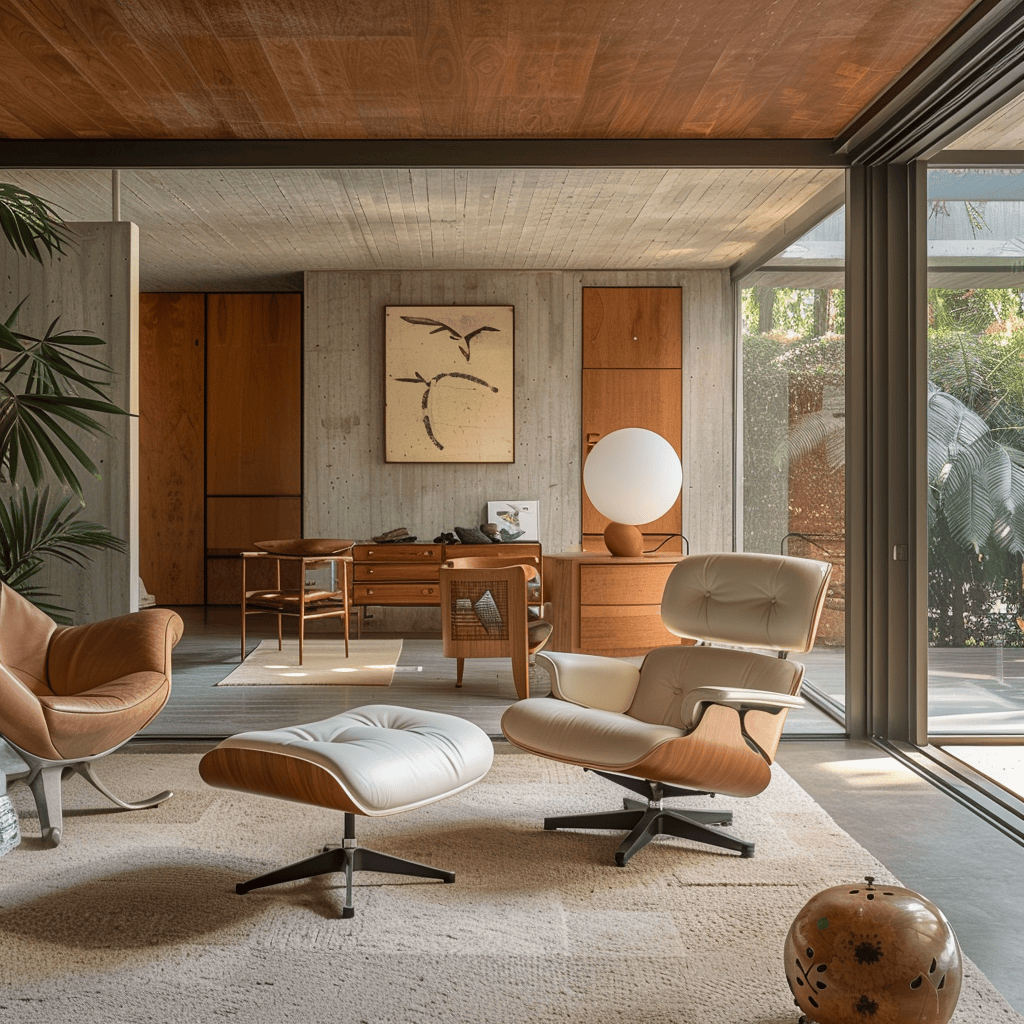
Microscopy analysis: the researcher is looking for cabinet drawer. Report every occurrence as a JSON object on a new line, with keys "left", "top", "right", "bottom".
{"left": 353, "top": 544, "right": 442, "bottom": 562}
{"left": 354, "top": 582, "right": 440, "bottom": 605}
{"left": 354, "top": 563, "right": 440, "bottom": 583}
{"left": 579, "top": 562, "right": 678, "bottom": 606}
{"left": 580, "top": 604, "right": 682, "bottom": 656}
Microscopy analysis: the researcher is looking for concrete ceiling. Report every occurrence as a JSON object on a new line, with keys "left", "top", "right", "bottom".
{"left": 0, "top": 165, "right": 845, "bottom": 291}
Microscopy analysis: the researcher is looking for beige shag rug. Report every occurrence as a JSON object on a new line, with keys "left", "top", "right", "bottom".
{"left": 1, "top": 749, "right": 1021, "bottom": 1024}
{"left": 215, "top": 638, "right": 403, "bottom": 686}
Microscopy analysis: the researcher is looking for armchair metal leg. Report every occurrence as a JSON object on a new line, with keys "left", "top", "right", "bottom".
{"left": 544, "top": 772, "right": 755, "bottom": 866}
{"left": 544, "top": 808, "right": 643, "bottom": 832}
{"left": 622, "top": 797, "right": 733, "bottom": 826}
{"left": 234, "top": 812, "right": 455, "bottom": 918}
{"left": 75, "top": 762, "right": 173, "bottom": 812}
{"left": 26, "top": 765, "right": 64, "bottom": 848}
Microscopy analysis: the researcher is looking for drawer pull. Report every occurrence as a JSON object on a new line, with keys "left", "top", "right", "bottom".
{"left": 367, "top": 550, "right": 374, "bottom": 556}
{"left": 366, "top": 589, "right": 374, "bottom": 595}
{"left": 368, "top": 568, "right": 374, "bottom": 574}
{"left": 422, "top": 588, "right": 435, "bottom": 594}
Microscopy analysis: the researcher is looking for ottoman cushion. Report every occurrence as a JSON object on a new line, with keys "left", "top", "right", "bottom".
{"left": 199, "top": 704, "right": 494, "bottom": 817}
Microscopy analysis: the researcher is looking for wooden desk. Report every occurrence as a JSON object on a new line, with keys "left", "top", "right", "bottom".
{"left": 544, "top": 552, "right": 685, "bottom": 657}
{"left": 352, "top": 541, "right": 542, "bottom": 610}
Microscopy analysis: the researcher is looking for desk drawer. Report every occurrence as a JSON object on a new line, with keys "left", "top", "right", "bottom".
{"left": 354, "top": 544, "right": 442, "bottom": 562}
{"left": 354, "top": 563, "right": 440, "bottom": 583}
{"left": 580, "top": 604, "right": 682, "bottom": 656}
{"left": 579, "top": 562, "right": 678, "bottom": 606}
{"left": 354, "top": 582, "right": 440, "bottom": 605}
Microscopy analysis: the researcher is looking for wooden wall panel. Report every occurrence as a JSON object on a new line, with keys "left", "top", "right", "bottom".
{"left": 206, "top": 495, "right": 303, "bottom": 605}
{"left": 206, "top": 496, "right": 303, "bottom": 552}
{"left": 581, "top": 368, "right": 683, "bottom": 536}
{"left": 206, "top": 293, "right": 302, "bottom": 496}
{"left": 139, "top": 293, "right": 205, "bottom": 605}
{"left": 0, "top": 222, "right": 138, "bottom": 623}
{"left": 582, "top": 288, "right": 682, "bottom": 368}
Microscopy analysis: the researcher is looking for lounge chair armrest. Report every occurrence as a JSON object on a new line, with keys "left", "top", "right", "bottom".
{"left": 680, "top": 686, "right": 804, "bottom": 730}
{"left": 535, "top": 652, "right": 640, "bottom": 712}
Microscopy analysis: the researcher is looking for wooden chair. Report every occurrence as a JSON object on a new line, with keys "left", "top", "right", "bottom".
{"left": 240, "top": 539, "right": 354, "bottom": 665}
{"left": 439, "top": 555, "right": 553, "bottom": 700}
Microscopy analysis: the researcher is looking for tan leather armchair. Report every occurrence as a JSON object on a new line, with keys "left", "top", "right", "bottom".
{"left": 440, "top": 556, "right": 553, "bottom": 700}
{"left": 0, "top": 583, "right": 183, "bottom": 846}
{"left": 501, "top": 552, "right": 832, "bottom": 865}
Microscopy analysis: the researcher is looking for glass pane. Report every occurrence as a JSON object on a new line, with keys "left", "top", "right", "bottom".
{"left": 740, "top": 209, "right": 847, "bottom": 730}
{"left": 926, "top": 168, "right": 1024, "bottom": 741}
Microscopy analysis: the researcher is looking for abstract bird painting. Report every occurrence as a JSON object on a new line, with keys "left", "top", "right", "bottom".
{"left": 385, "top": 305, "right": 515, "bottom": 463}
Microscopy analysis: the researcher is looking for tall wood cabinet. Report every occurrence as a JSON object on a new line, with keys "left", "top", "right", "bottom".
{"left": 139, "top": 292, "right": 302, "bottom": 605}
{"left": 139, "top": 294, "right": 206, "bottom": 605}
{"left": 205, "top": 293, "right": 302, "bottom": 604}
{"left": 581, "top": 287, "right": 683, "bottom": 552}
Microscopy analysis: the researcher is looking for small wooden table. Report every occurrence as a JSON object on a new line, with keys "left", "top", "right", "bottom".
{"left": 544, "top": 551, "right": 685, "bottom": 657}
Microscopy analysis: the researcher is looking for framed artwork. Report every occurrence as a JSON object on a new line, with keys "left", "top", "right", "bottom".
{"left": 384, "top": 305, "right": 515, "bottom": 463}
{"left": 487, "top": 500, "right": 539, "bottom": 542}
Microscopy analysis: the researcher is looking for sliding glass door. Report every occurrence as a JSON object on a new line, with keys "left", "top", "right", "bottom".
{"left": 740, "top": 209, "right": 847, "bottom": 729}
{"left": 926, "top": 166, "right": 1024, "bottom": 747}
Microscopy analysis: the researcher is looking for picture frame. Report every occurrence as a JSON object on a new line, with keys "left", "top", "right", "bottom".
{"left": 486, "top": 500, "right": 539, "bottom": 542}
{"left": 384, "top": 305, "right": 515, "bottom": 463}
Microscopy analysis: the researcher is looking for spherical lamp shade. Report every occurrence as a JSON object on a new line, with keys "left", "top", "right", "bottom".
{"left": 583, "top": 428, "right": 682, "bottom": 556}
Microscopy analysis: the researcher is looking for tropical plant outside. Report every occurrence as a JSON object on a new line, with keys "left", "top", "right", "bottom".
{"left": 742, "top": 284, "right": 1024, "bottom": 648}
{"left": 0, "top": 184, "right": 126, "bottom": 622}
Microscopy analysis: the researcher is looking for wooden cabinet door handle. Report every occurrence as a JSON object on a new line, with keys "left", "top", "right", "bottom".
{"left": 586, "top": 432, "right": 601, "bottom": 452}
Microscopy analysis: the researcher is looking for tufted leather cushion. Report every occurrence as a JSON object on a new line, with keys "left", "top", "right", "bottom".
{"left": 198, "top": 705, "right": 494, "bottom": 816}
{"left": 660, "top": 552, "right": 831, "bottom": 653}
{"left": 627, "top": 644, "right": 802, "bottom": 729}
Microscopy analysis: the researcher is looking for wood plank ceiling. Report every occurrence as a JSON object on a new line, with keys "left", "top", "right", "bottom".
{"left": 0, "top": 0, "right": 992, "bottom": 288}
{"left": 0, "top": 0, "right": 978, "bottom": 140}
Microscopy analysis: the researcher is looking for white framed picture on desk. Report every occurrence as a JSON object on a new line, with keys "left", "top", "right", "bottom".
{"left": 486, "top": 500, "right": 539, "bottom": 542}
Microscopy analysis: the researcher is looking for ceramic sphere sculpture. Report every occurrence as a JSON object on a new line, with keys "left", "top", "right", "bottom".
{"left": 784, "top": 876, "right": 962, "bottom": 1024}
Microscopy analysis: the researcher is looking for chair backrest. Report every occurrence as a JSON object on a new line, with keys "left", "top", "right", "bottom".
{"left": 659, "top": 552, "right": 832, "bottom": 653}
{"left": 440, "top": 561, "right": 534, "bottom": 649}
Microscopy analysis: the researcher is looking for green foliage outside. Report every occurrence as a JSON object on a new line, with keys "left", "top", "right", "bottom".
{"left": 742, "top": 284, "right": 1024, "bottom": 648}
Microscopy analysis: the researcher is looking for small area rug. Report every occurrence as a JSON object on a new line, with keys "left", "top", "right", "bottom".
{"left": 2, "top": 749, "right": 1022, "bottom": 1024}
{"left": 214, "top": 638, "right": 403, "bottom": 686}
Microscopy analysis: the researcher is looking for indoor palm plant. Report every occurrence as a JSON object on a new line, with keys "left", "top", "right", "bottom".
{"left": 0, "top": 184, "right": 127, "bottom": 622}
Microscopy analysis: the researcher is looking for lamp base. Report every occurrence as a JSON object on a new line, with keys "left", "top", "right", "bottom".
{"left": 604, "top": 522, "right": 644, "bottom": 557}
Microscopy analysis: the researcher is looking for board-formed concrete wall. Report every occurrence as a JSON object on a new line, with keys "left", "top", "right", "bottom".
{"left": 0, "top": 222, "right": 138, "bottom": 622}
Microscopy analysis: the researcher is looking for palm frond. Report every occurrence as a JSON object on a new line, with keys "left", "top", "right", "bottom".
{"left": 0, "top": 488, "right": 124, "bottom": 621}
{"left": 0, "top": 184, "right": 68, "bottom": 263}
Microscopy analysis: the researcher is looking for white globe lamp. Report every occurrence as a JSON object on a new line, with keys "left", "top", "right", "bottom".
{"left": 583, "top": 428, "right": 682, "bottom": 557}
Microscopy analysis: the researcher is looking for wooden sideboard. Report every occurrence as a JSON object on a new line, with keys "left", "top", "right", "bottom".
{"left": 352, "top": 542, "right": 542, "bottom": 610}
{"left": 544, "top": 552, "right": 685, "bottom": 657}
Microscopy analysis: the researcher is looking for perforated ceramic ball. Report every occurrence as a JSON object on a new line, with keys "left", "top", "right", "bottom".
{"left": 784, "top": 877, "right": 961, "bottom": 1024}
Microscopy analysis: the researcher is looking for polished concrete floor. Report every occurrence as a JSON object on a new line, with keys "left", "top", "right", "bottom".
{"left": 136, "top": 606, "right": 1024, "bottom": 1015}
{"left": 776, "top": 740, "right": 1024, "bottom": 1015}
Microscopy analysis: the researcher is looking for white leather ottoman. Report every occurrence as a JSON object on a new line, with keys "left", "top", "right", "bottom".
{"left": 199, "top": 705, "right": 494, "bottom": 917}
